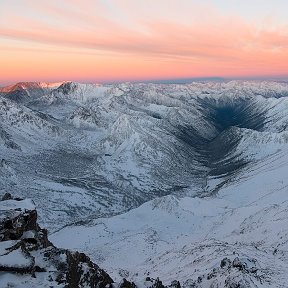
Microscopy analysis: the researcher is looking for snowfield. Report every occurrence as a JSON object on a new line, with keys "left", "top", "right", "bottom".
{"left": 51, "top": 147, "right": 288, "bottom": 286}
{"left": 1, "top": 80, "right": 288, "bottom": 287}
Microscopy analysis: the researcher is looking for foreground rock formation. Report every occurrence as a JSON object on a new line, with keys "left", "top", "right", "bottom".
{"left": 0, "top": 193, "right": 114, "bottom": 287}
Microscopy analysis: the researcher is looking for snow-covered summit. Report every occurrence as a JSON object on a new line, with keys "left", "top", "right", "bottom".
{"left": 50, "top": 81, "right": 110, "bottom": 103}
{"left": 0, "top": 82, "right": 65, "bottom": 104}
{"left": 0, "top": 81, "right": 63, "bottom": 93}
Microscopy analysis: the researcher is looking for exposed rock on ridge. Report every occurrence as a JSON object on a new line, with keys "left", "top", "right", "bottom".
{"left": 0, "top": 193, "right": 114, "bottom": 287}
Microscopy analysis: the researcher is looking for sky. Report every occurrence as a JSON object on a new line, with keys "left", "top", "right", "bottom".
{"left": 1, "top": 0, "right": 288, "bottom": 85}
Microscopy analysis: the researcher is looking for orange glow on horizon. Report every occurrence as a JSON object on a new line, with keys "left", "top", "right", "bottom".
{"left": 1, "top": 0, "right": 288, "bottom": 84}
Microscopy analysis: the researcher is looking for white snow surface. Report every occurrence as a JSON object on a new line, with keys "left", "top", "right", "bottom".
{"left": 0, "top": 199, "right": 35, "bottom": 212}
{"left": 1, "top": 80, "right": 288, "bottom": 286}
{"left": 52, "top": 147, "right": 288, "bottom": 286}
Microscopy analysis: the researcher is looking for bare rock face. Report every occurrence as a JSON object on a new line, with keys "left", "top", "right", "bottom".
{"left": 0, "top": 194, "right": 114, "bottom": 287}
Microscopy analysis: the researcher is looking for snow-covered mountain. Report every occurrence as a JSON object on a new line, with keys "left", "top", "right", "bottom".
{"left": 1, "top": 80, "right": 288, "bottom": 287}
{"left": 0, "top": 82, "right": 64, "bottom": 103}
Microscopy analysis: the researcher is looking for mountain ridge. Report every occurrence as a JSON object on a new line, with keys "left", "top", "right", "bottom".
{"left": 0, "top": 81, "right": 65, "bottom": 93}
{"left": 1, "top": 80, "right": 288, "bottom": 286}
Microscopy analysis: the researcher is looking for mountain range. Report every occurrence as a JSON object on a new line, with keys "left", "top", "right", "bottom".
{"left": 1, "top": 80, "right": 288, "bottom": 287}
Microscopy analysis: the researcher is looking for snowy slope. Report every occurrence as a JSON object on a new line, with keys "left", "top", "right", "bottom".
{"left": 1, "top": 81, "right": 288, "bottom": 230}
{"left": 1, "top": 80, "right": 288, "bottom": 286}
{"left": 51, "top": 146, "right": 288, "bottom": 287}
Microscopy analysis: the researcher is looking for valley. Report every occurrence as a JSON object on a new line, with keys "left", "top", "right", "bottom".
{"left": 1, "top": 80, "right": 288, "bottom": 287}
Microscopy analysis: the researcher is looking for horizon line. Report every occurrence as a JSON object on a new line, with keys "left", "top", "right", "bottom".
{"left": 1, "top": 76, "right": 288, "bottom": 87}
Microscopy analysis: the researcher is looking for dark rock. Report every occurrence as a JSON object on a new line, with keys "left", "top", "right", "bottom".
{"left": 146, "top": 277, "right": 152, "bottom": 282}
{"left": 0, "top": 208, "right": 38, "bottom": 241}
{"left": 1, "top": 192, "right": 12, "bottom": 201}
{"left": 207, "top": 268, "right": 218, "bottom": 280}
{"left": 119, "top": 278, "right": 137, "bottom": 288}
{"left": 0, "top": 195, "right": 115, "bottom": 288}
{"left": 220, "top": 257, "right": 232, "bottom": 269}
{"left": 35, "top": 265, "right": 46, "bottom": 272}
{"left": 152, "top": 278, "right": 165, "bottom": 288}
{"left": 232, "top": 258, "right": 246, "bottom": 271}
{"left": 65, "top": 250, "right": 113, "bottom": 288}
{"left": 169, "top": 280, "right": 181, "bottom": 288}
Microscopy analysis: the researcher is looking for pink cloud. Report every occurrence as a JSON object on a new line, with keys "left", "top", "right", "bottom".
{"left": 1, "top": 15, "right": 288, "bottom": 59}
{"left": 1, "top": 0, "right": 288, "bottom": 81}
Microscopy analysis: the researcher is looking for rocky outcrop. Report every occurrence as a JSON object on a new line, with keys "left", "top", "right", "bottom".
{"left": 0, "top": 193, "right": 114, "bottom": 287}
{"left": 56, "top": 82, "right": 77, "bottom": 95}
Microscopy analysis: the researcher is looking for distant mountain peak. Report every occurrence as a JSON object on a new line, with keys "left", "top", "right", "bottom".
{"left": 0, "top": 81, "right": 64, "bottom": 93}
{"left": 55, "top": 81, "right": 78, "bottom": 95}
